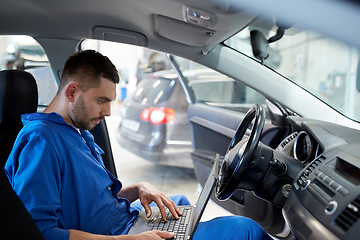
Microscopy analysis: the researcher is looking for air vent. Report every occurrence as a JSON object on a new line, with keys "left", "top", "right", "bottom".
{"left": 280, "top": 132, "right": 298, "bottom": 148}
{"left": 335, "top": 196, "right": 360, "bottom": 232}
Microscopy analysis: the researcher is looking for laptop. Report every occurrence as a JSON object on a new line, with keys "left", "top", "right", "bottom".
{"left": 128, "top": 154, "right": 220, "bottom": 240}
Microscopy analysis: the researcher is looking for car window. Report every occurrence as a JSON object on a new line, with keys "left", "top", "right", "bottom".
{"left": 81, "top": 39, "right": 267, "bottom": 115}
{"left": 81, "top": 39, "right": 152, "bottom": 101}
{"left": 133, "top": 77, "right": 175, "bottom": 104}
{"left": 0, "top": 35, "right": 58, "bottom": 106}
{"left": 173, "top": 57, "right": 267, "bottom": 113}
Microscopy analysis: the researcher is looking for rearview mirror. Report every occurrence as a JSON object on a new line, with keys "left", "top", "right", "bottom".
{"left": 250, "top": 30, "right": 269, "bottom": 64}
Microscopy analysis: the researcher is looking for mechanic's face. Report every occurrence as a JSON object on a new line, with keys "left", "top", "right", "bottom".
{"left": 70, "top": 77, "right": 116, "bottom": 130}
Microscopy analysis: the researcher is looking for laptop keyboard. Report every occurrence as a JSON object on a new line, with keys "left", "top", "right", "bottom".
{"left": 147, "top": 206, "right": 192, "bottom": 240}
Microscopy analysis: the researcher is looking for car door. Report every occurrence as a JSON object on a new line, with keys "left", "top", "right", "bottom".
{"left": 170, "top": 55, "right": 293, "bottom": 236}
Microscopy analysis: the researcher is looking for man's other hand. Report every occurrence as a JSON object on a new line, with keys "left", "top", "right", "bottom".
{"left": 136, "top": 230, "right": 175, "bottom": 239}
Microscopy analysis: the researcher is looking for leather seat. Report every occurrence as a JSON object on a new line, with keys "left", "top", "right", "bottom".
{"left": 0, "top": 70, "right": 43, "bottom": 239}
{"left": 0, "top": 172, "right": 44, "bottom": 239}
{"left": 0, "top": 70, "right": 38, "bottom": 172}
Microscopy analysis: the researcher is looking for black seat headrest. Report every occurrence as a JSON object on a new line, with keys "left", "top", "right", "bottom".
{"left": 0, "top": 70, "right": 38, "bottom": 126}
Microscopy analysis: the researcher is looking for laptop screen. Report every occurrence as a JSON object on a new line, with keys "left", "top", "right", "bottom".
{"left": 188, "top": 157, "right": 218, "bottom": 237}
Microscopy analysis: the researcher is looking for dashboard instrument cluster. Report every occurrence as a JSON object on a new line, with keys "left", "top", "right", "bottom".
{"left": 276, "top": 130, "right": 321, "bottom": 164}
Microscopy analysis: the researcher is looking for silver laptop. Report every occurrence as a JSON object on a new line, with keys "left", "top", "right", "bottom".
{"left": 128, "top": 155, "right": 220, "bottom": 240}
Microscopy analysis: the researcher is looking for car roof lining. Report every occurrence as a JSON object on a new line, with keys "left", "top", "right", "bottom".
{"left": 0, "top": 0, "right": 258, "bottom": 60}
{"left": 2, "top": 0, "right": 360, "bottom": 98}
{"left": 1, "top": 0, "right": 360, "bottom": 53}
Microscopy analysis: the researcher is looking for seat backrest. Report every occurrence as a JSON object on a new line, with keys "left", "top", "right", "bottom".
{"left": 0, "top": 70, "right": 38, "bottom": 173}
{"left": 90, "top": 120, "right": 118, "bottom": 178}
{"left": 0, "top": 70, "right": 43, "bottom": 239}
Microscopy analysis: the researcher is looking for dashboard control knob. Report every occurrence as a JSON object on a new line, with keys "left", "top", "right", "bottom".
{"left": 325, "top": 201, "right": 338, "bottom": 215}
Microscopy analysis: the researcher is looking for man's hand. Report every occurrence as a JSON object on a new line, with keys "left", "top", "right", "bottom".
{"left": 135, "top": 230, "right": 175, "bottom": 240}
{"left": 138, "top": 182, "right": 182, "bottom": 221}
{"left": 69, "top": 229, "right": 175, "bottom": 239}
{"left": 118, "top": 182, "right": 182, "bottom": 221}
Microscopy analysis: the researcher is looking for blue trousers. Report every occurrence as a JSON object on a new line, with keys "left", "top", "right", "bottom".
{"left": 131, "top": 195, "right": 272, "bottom": 240}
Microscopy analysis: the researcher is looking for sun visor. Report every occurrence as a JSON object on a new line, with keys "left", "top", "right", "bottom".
{"left": 91, "top": 27, "right": 147, "bottom": 46}
{"left": 156, "top": 15, "right": 215, "bottom": 47}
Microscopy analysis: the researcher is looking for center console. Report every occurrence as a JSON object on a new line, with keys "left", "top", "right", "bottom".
{"left": 283, "top": 144, "right": 360, "bottom": 240}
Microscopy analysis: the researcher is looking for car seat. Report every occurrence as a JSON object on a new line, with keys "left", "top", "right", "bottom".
{"left": 0, "top": 70, "right": 44, "bottom": 239}
{"left": 0, "top": 70, "right": 38, "bottom": 172}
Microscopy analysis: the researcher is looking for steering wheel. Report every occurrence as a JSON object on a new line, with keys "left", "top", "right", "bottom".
{"left": 216, "top": 104, "right": 266, "bottom": 200}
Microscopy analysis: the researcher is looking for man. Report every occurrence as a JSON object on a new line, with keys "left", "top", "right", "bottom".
{"left": 5, "top": 50, "right": 271, "bottom": 240}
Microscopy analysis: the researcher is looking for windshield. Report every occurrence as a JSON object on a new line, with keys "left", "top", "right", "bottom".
{"left": 225, "top": 28, "right": 360, "bottom": 122}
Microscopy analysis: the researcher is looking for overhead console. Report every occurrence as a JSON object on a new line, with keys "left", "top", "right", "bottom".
{"left": 283, "top": 143, "right": 360, "bottom": 240}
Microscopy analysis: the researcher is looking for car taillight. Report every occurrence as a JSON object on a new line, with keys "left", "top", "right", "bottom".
{"left": 140, "top": 107, "right": 175, "bottom": 125}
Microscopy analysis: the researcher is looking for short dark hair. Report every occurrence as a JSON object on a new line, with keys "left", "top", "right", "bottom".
{"left": 59, "top": 50, "right": 119, "bottom": 92}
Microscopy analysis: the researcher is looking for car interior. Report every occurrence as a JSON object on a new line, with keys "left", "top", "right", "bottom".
{"left": 1, "top": 0, "right": 360, "bottom": 240}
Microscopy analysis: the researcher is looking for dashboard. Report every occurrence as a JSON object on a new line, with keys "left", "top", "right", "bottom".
{"left": 279, "top": 117, "right": 360, "bottom": 240}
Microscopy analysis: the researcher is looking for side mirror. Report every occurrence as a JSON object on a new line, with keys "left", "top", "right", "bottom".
{"left": 250, "top": 30, "right": 269, "bottom": 64}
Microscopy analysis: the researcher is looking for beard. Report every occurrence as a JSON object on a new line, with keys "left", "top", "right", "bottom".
{"left": 70, "top": 94, "right": 104, "bottom": 130}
